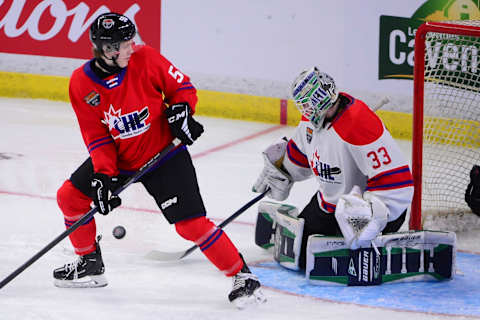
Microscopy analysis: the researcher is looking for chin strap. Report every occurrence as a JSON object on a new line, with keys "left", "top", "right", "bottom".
{"left": 96, "top": 55, "right": 123, "bottom": 74}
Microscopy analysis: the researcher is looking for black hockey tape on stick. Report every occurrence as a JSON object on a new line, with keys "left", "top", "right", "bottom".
{"left": 146, "top": 190, "right": 269, "bottom": 261}
{"left": 0, "top": 138, "right": 182, "bottom": 290}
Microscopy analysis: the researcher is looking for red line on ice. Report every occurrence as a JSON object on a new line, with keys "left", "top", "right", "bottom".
{"left": 192, "top": 124, "right": 284, "bottom": 159}
{"left": 0, "top": 125, "right": 282, "bottom": 227}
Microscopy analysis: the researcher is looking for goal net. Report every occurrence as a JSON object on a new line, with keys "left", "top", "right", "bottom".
{"left": 411, "top": 20, "right": 480, "bottom": 232}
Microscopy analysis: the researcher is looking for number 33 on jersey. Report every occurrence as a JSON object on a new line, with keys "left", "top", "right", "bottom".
{"left": 282, "top": 92, "right": 413, "bottom": 221}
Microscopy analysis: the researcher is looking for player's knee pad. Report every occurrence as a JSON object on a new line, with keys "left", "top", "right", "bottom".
{"left": 255, "top": 201, "right": 299, "bottom": 249}
{"left": 57, "top": 180, "right": 92, "bottom": 219}
{"left": 175, "top": 216, "right": 216, "bottom": 243}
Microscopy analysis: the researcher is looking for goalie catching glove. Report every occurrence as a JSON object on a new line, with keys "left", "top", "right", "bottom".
{"left": 91, "top": 173, "right": 122, "bottom": 215}
{"left": 335, "top": 185, "right": 389, "bottom": 249}
{"left": 165, "top": 103, "right": 204, "bottom": 146}
{"left": 466, "top": 165, "right": 480, "bottom": 216}
{"left": 252, "top": 139, "right": 293, "bottom": 201}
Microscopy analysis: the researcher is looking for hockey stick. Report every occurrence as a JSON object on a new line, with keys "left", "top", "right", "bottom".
{"left": 372, "top": 96, "right": 390, "bottom": 111}
{"left": 146, "top": 190, "right": 269, "bottom": 261}
{"left": 0, "top": 138, "right": 182, "bottom": 290}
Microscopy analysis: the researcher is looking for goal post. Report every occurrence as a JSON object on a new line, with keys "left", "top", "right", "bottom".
{"left": 411, "top": 21, "right": 480, "bottom": 231}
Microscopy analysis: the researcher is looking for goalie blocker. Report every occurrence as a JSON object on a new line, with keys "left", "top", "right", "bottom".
{"left": 255, "top": 201, "right": 456, "bottom": 286}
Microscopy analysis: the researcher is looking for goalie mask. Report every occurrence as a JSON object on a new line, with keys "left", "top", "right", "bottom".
{"left": 291, "top": 67, "right": 338, "bottom": 128}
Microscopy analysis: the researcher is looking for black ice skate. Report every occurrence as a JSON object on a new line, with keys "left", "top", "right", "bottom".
{"left": 53, "top": 236, "right": 107, "bottom": 288}
{"left": 228, "top": 254, "right": 266, "bottom": 309}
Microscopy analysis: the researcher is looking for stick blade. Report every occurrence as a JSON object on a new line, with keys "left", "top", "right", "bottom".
{"left": 145, "top": 250, "right": 186, "bottom": 261}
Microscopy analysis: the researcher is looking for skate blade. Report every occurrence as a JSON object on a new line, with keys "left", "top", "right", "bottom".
{"left": 232, "top": 288, "right": 267, "bottom": 310}
{"left": 54, "top": 274, "right": 108, "bottom": 288}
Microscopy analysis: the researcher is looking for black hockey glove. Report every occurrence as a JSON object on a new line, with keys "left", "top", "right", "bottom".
{"left": 91, "top": 173, "right": 122, "bottom": 215}
{"left": 465, "top": 165, "right": 480, "bottom": 217}
{"left": 165, "top": 103, "right": 204, "bottom": 145}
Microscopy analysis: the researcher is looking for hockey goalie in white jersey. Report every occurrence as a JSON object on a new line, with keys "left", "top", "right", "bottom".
{"left": 253, "top": 67, "right": 456, "bottom": 286}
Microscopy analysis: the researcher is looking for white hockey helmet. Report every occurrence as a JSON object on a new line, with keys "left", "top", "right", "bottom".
{"left": 291, "top": 67, "right": 338, "bottom": 128}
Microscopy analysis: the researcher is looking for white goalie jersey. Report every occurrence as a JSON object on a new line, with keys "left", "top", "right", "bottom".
{"left": 282, "top": 93, "right": 414, "bottom": 222}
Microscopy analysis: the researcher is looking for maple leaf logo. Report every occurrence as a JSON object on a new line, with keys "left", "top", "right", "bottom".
{"left": 102, "top": 104, "right": 124, "bottom": 132}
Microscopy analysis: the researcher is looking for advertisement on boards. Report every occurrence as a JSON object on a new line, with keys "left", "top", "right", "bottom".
{"left": 378, "top": 0, "right": 480, "bottom": 80}
{"left": 0, "top": 0, "right": 161, "bottom": 59}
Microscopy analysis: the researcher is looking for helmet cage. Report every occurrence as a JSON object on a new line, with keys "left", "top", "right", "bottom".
{"left": 292, "top": 68, "right": 338, "bottom": 128}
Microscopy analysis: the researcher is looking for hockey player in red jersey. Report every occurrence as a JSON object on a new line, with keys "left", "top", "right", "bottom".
{"left": 53, "top": 12, "right": 265, "bottom": 308}
{"left": 253, "top": 67, "right": 414, "bottom": 269}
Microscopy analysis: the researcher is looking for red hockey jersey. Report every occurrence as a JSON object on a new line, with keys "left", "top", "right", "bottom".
{"left": 68, "top": 45, "right": 197, "bottom": 176}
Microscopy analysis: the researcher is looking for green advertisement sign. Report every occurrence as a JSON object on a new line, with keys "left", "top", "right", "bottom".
{"left": 378, "top": 0, "right": 480, "bottom": 80}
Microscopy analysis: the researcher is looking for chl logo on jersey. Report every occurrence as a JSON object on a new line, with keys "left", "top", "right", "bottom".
{"left": 102, "top": 105, "right": 150, "bottom": 139}
{"left": 310, "top": 151, "right": 341, "bottom": 182}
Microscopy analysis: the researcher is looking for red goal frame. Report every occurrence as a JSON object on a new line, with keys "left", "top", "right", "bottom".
{"left": 410, "top": 21, "right": 480, "bottom": 230}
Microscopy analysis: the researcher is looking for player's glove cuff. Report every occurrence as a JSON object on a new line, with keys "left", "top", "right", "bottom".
{"left": 165, "top": 103, "right": 204, "bottom": 146}
{"left": 91, "top": 173, "right": 122, "bottom": 215}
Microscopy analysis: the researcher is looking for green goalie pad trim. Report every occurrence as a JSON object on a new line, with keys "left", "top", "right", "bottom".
{"left": 382, "top": 272, "right": 449, "bottom": 283}
{"left": 261, "top": 212, "right": 274, "bottom": 223}
{"left": 255, "top": 201, "right": 299, "bottom": 250}
{"left": 277, "top": 254, "right": 295, "bottom": 263}
{"left": 307, "top": 248, "right": 454, "bottom": 285}
{"left": 313, "top": 249, "right": 350, "bottom": 257}
{"left": 281, "top": 226, "right": 296, "bottom": 239}
{"left": 306, "top": 231, "right": 456, "bottom": 286}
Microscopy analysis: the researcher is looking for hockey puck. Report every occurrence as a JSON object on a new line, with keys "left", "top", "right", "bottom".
{"left": 113, "top": 225, "right": 126, "bottom": 239}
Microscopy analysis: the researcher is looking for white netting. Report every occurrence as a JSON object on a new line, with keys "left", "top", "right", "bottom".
{"left": 421, "top": 20, "right": 480, "bottom": 231}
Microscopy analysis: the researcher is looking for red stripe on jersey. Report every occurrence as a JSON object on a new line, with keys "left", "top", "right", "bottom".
{"left": 319, "top": 191, "right": 336, "bottom": 213}
{"left": 286, "top": 139, "right": 309, "bottom": 168}
{"left": 301, "top": 115, "right": 310, "bottom": 122}
{"left": 366, "top": 165, "right": 414, "bottom": 191}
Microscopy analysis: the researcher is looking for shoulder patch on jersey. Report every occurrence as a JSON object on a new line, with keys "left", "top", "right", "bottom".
{"left": 84, "top": 90, "right": 101, "bottom": 107}
{"left": 332, "top": 97, "right": 384, "bottom": 146}
{"left": 306, "top": 126, "right": 313, "bottom": 143}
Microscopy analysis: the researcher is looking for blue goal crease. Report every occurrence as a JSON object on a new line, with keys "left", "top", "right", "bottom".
{"left": 251, "top": 252, "right": 480, "bottom": 317}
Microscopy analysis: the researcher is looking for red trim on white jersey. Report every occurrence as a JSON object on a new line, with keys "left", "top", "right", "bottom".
{"left": 367, "top": 165, "right": 414, "bottom": 191}
{"left": 332, "top": 93, "right": 384, "bottom": 146}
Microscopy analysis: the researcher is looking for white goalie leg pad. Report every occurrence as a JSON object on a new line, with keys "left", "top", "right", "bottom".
{"left": 273, "top": 208, "right": 304, "bottom": 271}
{"left": 373, "top": 230, "right": 457, "bottom": 282}
{"left": 305, "top": 230, "right": 456, "bottom": 286}
{"left": 306, "top": 235, "right": 348, "bottom": 285}
{"left": 255, "top": 201, "right": 299, "bottom": 249}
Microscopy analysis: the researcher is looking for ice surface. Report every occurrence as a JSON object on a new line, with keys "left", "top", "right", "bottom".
{"left": 0, "top": 98, "right": 478, "bottom": 320}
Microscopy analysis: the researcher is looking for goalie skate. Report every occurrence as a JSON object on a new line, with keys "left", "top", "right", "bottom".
{"left": 53, "top": 237, "right": 107, "bottom": 288}
{"left": 228, "top": 256, "right": 266, "bottom": 309}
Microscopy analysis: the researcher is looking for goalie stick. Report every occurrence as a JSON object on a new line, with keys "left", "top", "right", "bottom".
{"left": 147, "top": 96, "right": 390, "bottom": 262}
{"left": 373, "top": 96, "right": 390, "bottom": 111}
{"left": 0, "top": 138, "right": 182, "bottom": 290}
{"left": 146, "top": 190, "right": 269, "bottom": 261}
